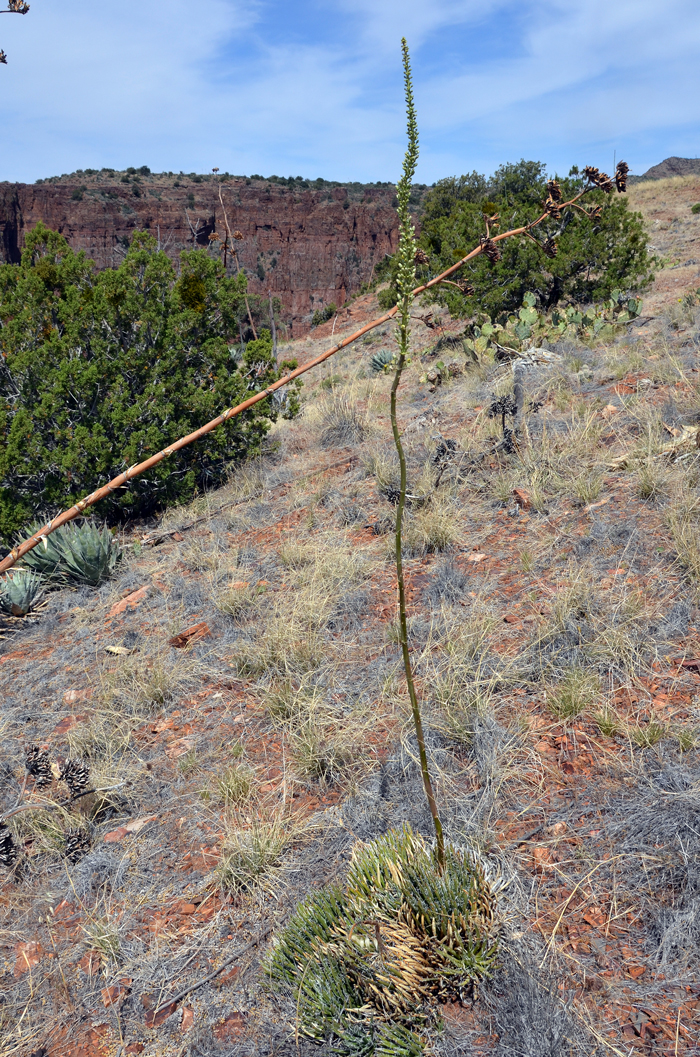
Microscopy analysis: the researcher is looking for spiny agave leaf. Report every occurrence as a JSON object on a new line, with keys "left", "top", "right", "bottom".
{"left": 296, "top": 957, "right": 365, "bottom": 1041}
{"left": 373, "top": 1022, "right": 427, "bottom": 1057}
{"left": 14, "top": 522, "right": 67, "bottom": 582}
{"left": 264, "top": 883, "right": 349, "bottom": 983}
{"left": 0, "top": 568, "right": 45, "bottom": 616}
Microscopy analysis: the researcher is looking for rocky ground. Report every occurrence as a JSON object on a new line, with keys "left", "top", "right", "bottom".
{"left": 2, "top": 175, "right": 700, "bottom": 1057}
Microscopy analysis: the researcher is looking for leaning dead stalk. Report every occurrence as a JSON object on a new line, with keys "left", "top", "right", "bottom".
{"left": 391, "top": 40, "right": 445, "bottom": 869}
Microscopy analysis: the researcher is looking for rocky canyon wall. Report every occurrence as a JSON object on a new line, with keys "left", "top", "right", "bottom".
{"left": 0, "top": 173, "right": 404, "bottom": 335}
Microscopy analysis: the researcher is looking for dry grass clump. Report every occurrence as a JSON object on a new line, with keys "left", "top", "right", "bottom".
{"left": 216, "top": 814, "right": 289, "bottom": 894}
{"left": 214, "top": 578, "right": 261, "bottom": 621}
{"left": 665, "top": 495, "right": 700, "bottom": 582}
{"left": 319, "top": 393, "right": 369, "bottom": 449}
{"left": 217, "top": 762, "right": 256, "bottom": 807}
{"left": 402, "top": 500, "right": 460, "bottom": 557}
{"left": 290, "top": 710, "right": 367, "bottom": 785}
{"left": 547, "top": 667, "right": 600, "bottom": 719}
{"left": 232, "top": 614, "right": 326, "bottom": 678}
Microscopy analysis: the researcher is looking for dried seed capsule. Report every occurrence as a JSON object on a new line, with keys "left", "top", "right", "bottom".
{"left": 25, "top": 745, "right": 53, "bottom": 788}
{"left": 413, "top": 248, "right": 429, "bottom": 265}
{"left": 0, "top": 823, "right": 18, "bottom": 869}
{"left": 584, "top": 165, "right": 600, "bottom": 182}
{"left": 455, "top": 279, "right": 475, "bottom": 296}
{"left": 543, "top": 237, "right": 558, "bottom": 259}
{"left": 59, "top": 759, "right": 90, "bottom": 799}
{"left": 615, "top": 161, "right": 629, "bottom": 193}
{"left": 479, "top": 236, "right": 501, "bottom": 263}
{"left": 544, "top": 197, "right": 561, "bottom": 220}
{"left": 64, "top": 829, "right": 91, "bottom": 863}
{"left": 546, "top": 180, "right": 562, "bottom": 202}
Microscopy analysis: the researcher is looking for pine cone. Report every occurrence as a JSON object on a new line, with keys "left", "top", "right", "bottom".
{"left": 480, "top": 236, "right": 501, "bottom": 263}
{"left": 64, "top": 829, "right": 91, "bottom": 863}
{"left": 547, "top": 180, "right": 562, "bottom": 202}
{"left": 59, "top": 759, "right": 90, "bottom": 799}
{"left": 0, "top": 823, "right": 18, "bottom": 869}
{"left": 543, "top": 238, "right": 558, "bottom": 259}
{"left": 413, "top": 248, "right": 430, "bottom": 266}
{"left": 25, "top": 745, "right": 53, "bottom": 788}
{"left": 615, "top": 161, "right": 629, "bottom": 193}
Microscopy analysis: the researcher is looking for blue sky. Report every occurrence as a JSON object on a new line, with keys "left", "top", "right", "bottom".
{"left": 1, "top": 0, "right": 698, "bottom": 185}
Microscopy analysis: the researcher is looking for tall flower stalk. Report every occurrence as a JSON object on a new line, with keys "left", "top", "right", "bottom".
{"left": 391, "top": 39, "right": 445, "bottom": 870}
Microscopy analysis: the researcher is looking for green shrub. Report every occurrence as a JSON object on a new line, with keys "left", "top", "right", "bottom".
{"left": 0, "top": 224, "right": 299, "bottom": 543}
{"left": 691, "top": 203, "right": 700, "bottom": 214}
{"left": 379, "top": 160, "right": 653, "bottom": 317}
{"left": 311, "top": 302, "right": 337, "bottom": 327}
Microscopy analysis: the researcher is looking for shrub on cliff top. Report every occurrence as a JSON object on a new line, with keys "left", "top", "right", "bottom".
{"left": 377, "top": 160, "right": 653, "bottom": 315}
{"left": 0, "top": 223, "right": 298, "bottom": 543}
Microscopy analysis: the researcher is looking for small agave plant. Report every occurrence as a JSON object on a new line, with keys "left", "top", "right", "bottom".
{"left": 52, "top": 522, "right": 122, "bottom": 587}
{"left": 0, "top": 568, "right": 45, "bottom": 616}
{"left": 20, "top": 521, "right": 122, "bottom": 587}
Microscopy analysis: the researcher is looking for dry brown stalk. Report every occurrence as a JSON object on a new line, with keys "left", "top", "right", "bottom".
{"left": 0, "top": 183, "right": 595, "bottom": 574}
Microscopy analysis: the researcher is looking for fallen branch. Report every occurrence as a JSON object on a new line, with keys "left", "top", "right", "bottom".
{"left": 143, "top": 924, "right": 274, "bottom": 1028}
{"left": 1, "top": 784, "right": 124, "bottom": 824}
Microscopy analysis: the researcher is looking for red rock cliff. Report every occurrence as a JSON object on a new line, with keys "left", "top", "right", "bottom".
{"left": 0, "top": 174, "right": 402, "bottom": 335}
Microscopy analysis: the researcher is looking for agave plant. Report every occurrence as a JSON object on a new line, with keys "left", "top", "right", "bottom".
{"left": 264, "top": 825, "right": 502, "bottom": 1055}
{"left": 55, "top": 522, "right": 122, "bottom": 586}
{"left": 371, "top": 348, "right": 396, "bottom": 373}
{"left": 0, "top": 568, "right": 45, "bottom": 616}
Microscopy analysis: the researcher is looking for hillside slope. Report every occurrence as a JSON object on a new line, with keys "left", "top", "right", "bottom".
{"left": 1, "top": 175, "right": 700, "bottom": 1057}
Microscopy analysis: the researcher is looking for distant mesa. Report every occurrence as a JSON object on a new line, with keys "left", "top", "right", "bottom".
{"left": 630, "top": 156, "right": 700, "bottom": 183}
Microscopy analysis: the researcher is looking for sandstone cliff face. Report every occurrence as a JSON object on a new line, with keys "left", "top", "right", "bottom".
{"left": 0, "top": 174, "right": 402, "bottom": 334}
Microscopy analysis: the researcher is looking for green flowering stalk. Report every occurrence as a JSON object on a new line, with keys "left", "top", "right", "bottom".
{"left": 391, "top": 39, "right": 445, "bottom": 870}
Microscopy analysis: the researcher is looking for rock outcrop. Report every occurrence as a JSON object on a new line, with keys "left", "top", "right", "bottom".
{"left": 0, "top": 173, "right": 404, "bottom": 335}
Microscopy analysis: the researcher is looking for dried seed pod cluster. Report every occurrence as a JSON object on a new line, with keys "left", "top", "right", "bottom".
{"left": 413, "top": 248, "right": 430, "bottom": 266}
{"left": 59, "top": 759, "right": 90, "bottom": 799}
{"left": 480, "top": 236, "right": 501, "bottom": 263}
{"left": 25, "top": 745, "right": 53, "bottom": 788}
{"left": 542, "top": 237, "right": 558, "bottom": 259}
{"left": 615, "top": 161, "right": 629, "bottom": 193}
{"left": 583, "top": 166, "right": 614, "bottom": 193}
{"left": 64, "top": 828, "right": 91, "bottom": 863}
{"left": 0, "top": 822, "right": 18, "bottom": 868}
{"left": 454, "top": 279, "right": 475, "bottom": 296}
{"left": 7, "top": 1, "right": 31, "bottom": 12}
